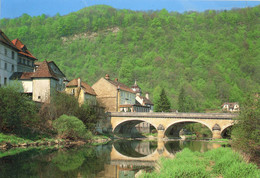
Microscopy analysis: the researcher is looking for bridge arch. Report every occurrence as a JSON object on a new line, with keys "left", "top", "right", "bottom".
{"left": 164, "top": 120, "right": 213, "bottom": 138}
{"left": 113, "top": 119, "right": 157, "bottom": 135}
{"left": 221, "top": 123, "right": 234, "bottom": 138}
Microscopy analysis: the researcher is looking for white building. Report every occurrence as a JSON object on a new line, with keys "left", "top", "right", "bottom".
{"left": 0, "top": 30, "right": 19, "bottom": 87}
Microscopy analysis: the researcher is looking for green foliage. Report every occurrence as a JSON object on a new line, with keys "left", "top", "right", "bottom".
{"left": 0, "top": 85, "right": 38, "bottom": 135}
{"left": 141, "top": 147, "right": 260, "bottom": 178}
{"left": 1, "top": 5, "right": 260, "bottom": 111}
{"left": 232, "top": 95, "right": 260, "bottom": 157}
{"left": 184, "top": 123, "right": 212, "bottom": 138}
{"left": 39, "top": 92, "right": 102, "bottom": 132}
{"left": 155, "top": 88, "right": 171, "bottom": 112}
{"left": 53, "top": 115, "right": 91, "bottom": 140}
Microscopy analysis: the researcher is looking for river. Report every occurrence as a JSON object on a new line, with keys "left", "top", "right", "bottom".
{"left": 0, "top": 140, "right": 224, "bottom": 178}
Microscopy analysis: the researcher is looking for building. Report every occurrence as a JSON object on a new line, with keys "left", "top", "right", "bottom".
{"left": 10, "top": 60, "right": 68, "bottom": 103}
{"left": 131, "top": 81, "right": 154, "bottom": 112}
{"left": 12, "top": 39, "right": 37, "bottom": 72}
{"left": 65, "top": 77, "right": 97, "bottom": 105}
{"left": 92, "top": 74, "right": 153, "bottom": 113}
{"left": 221, "top": 102, "right": 239, "bottom": 112}
{"left": 0, "top": 30, "right": 19, "bottom": 86}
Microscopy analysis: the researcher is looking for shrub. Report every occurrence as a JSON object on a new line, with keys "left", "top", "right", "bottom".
{"left": 53, "top": 115, "right": 90, "bottom": 140}
{"left": 0, "top": 84, "right": 38, "bottom": 135}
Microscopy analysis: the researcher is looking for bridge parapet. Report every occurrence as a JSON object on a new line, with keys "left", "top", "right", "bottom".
{"left": 109, "top": 112, "right": 238, "bottom": 120}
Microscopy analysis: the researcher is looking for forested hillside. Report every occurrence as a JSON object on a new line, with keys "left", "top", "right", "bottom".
{"left": 1, "top": 5, "right": 259, "bottom": 111}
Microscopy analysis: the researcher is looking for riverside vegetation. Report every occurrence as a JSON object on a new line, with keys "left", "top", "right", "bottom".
{"left": 0, "top": 84, "right": 106, "bottom": 149}
{"left": 1, "top": 5, "right": 260, "bottom": 112}
{"left": 140, "top": 148, "right": 259, "bottom": 178}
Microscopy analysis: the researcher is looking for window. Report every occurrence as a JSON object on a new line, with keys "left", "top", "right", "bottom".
{"left": 4, "top": 49, "right": 7, "bottom": 56}
{"left": 12, "top": 65, "right": 14, "bottom": 72}
{"left": 12, "top": 51, "right": 15, "bottom": 59}
{"left": 4, "top": 63, "right": 7, "bottom": 70}
{"left": 38, "top": 96, "right": 41, "bottom": 99}
{"left": 27, "top": 60, "right": 29, "bottom": 66}
{"left": 18, "top": 57, "right": 21, "bottom": 63}
{"left": 23, "top": 59, "right": 25, "bottom": 64}
{"left": 4, "top": 78, "right": 7, "bottom": 85}
{"left": 71, "top": 89, "right": 75, "bottom": 95}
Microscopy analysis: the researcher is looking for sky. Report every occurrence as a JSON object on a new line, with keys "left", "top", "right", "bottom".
{"left": 1, "top": 0, "right": 260, "bottom": 19}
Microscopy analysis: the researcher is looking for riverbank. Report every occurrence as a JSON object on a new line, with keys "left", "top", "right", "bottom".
{"left": 140, "top": 147, "right": 259, "bottom": 178}
{"left": 0, "top": 133, "right": 111, "bottom": 150}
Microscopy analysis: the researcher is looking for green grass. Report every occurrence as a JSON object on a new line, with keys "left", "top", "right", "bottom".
{"left": 141, "top": 147, "right": 260, "bottom": 178}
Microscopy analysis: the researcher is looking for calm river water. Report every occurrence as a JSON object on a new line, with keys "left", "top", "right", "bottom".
{"left": 0, "top": 140, "right": 223, "bottom": 178}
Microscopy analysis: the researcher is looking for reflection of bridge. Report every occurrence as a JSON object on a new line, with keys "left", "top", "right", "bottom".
{"left": 110, "top": 112, "right": 237, "bottom": 139}
{"left": 110, "top": 141, "right": 174, "bottom": 166}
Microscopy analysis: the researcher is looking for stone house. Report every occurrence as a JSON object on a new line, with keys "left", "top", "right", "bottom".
{"left": 65, "top": 77, "right": 97, "bottom": 106}
{"left": 221, "top": 102, "right": 239, "bottom": 112}
{"left": 0, "top": 30, "right": 19, "bottom": 87}
{"left": 10, "top": 60, "right": 68, "bottom": 103}
{"left": 92, "top": 74, "right": 153, "bottom": 113}
{"left": 12, "top": 39, "right": 37, "bottom": 72}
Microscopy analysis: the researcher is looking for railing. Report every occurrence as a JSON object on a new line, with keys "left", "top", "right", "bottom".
{"left": 109, "top": 112, "right": 238, "bottom": 120}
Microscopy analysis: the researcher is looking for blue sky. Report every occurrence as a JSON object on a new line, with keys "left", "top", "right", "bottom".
{"left": 1, "top": 0, "right": 260, "bottom": 19}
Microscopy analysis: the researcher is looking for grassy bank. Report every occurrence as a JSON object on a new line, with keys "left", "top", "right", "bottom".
{"left": 140, "top": 147, "right": 259, "bottom": 178}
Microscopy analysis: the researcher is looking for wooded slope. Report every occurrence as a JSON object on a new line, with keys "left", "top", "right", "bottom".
{"left": 1, "top": 5, "right": 259, "bottom": 111}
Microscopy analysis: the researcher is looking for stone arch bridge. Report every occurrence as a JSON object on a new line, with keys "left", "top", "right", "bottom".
{"left": 109, "top": 112, "right": 238, "bottom": 139}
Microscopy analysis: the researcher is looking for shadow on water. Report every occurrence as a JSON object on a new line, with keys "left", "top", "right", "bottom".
{"left": 0, "top": 140, "right": 223, "bottom": 178}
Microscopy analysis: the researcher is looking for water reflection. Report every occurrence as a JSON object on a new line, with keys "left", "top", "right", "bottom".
{"left": 0, "top": 140, "right": 222, "bottom": 178}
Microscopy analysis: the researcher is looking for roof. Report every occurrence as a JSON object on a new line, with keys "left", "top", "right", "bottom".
{"left": 66, "top": 78, "right": 96, "bottom": 96}
{"left": 31, "top": 60, "right": 58, "bottom": 80}
{"left": 34, "top": 61, "right": 66, "bottom": 78}
{"left": 12, "top": 39, "right": 37, "bottom": 60}
{"left": 106, "top": 78, "right": 135, "bottom": 94}
{"left": 9, "top": 72, "right": 34, "bottom": 80}
{"left": 0, "top": 30, "right": 19, "bottom": 51}
{"left": 138, "top": 95, "right": 154, "bottom": 105}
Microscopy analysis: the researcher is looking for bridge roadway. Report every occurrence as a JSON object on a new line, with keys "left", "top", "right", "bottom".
{"left": 109, "top": 112, "right": 238, "bottom": 139}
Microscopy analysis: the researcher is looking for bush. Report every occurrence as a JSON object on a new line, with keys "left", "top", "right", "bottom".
{"left": 53, "top": 115, "right": 91, "bottom": 140}
{"left": 0, "top": 84, "right": 38, "bottom": 135}
{"left": 39, "top": 92, "right": 103, "bottom": 132}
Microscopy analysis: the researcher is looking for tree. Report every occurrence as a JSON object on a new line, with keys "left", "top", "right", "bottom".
{"left": 178, "top": 86, "right": 196, "bottom": 112}
{"left": 0, "top": 84, "right": 38, "bottom": 134}
{"left": 232, "top": 95, "right": 260, "bottom": 158}
{"left": 155, "top": 88, "right": 171, "bottom": 112}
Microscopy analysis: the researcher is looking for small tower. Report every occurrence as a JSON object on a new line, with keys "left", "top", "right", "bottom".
{"left": 131, "top": 80, "right": 141, "bottom": 96}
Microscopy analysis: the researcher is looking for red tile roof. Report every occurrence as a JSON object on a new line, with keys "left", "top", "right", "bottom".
{"left": 31, "top": 60, "right": 58, "bottom": 80}
{"left": 12, "top": 39, "right": 37, "bottom": 60}
{"left": 0, "top": 30, "right": 19, "bottom": 50}
{"left": 66, "top": 78, "right": 96, "bottom": 96}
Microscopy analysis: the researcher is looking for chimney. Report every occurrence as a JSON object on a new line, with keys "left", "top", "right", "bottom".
{"left": 78, "top": 78, "right": 81, "bottom": 88}
{"left": 115, "top": 78, "right": 118, "bottom": 82}
{"left": 105, "top": 74, "right": 110, "bottom": 80}
{"left": 146, "top": 93, "right": 149, "bottom": 99}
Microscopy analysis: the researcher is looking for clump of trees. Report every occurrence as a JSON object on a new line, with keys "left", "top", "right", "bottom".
{"left": 39, "top": 92, "right": 103, "bottom": 132}
{"left": 0, "top": 85, "right": 103, "bottom": 140}
{"left": 232, "top": 95, "right": 260, "bottom": 159}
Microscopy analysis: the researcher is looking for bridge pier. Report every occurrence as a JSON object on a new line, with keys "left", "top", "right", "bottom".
{"left": 212, "top": 130, "right": 222, "bottom": 139}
